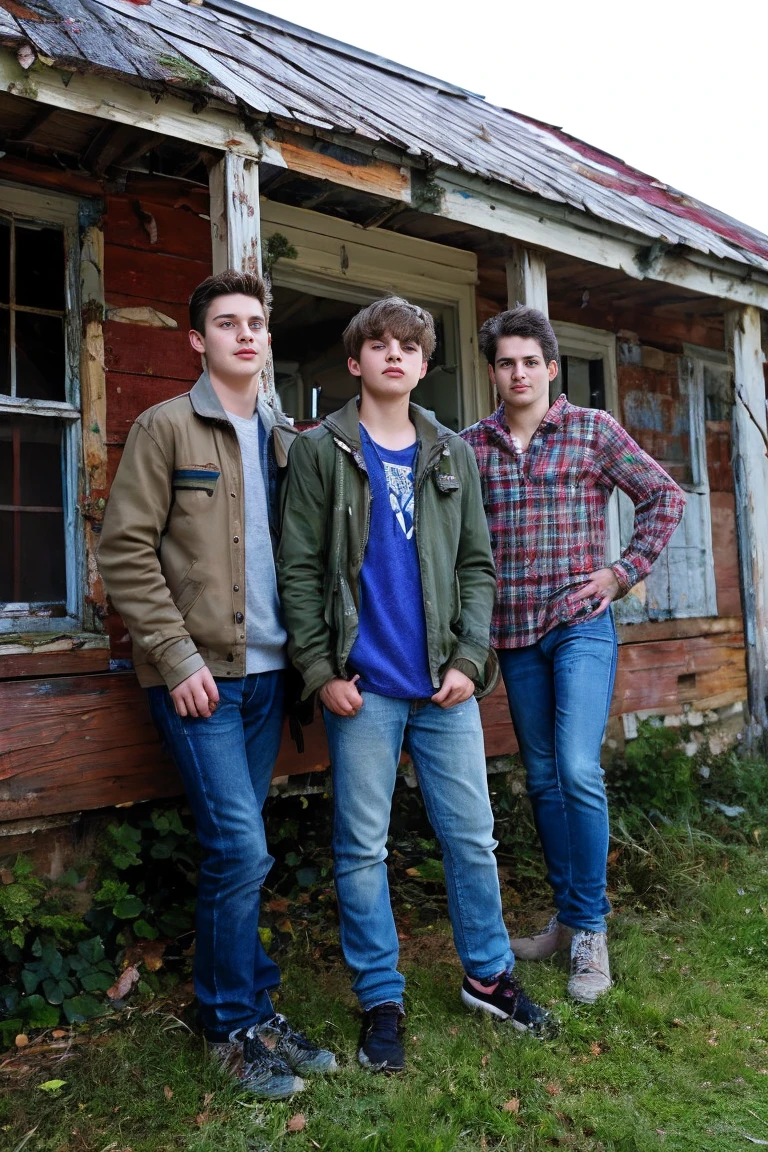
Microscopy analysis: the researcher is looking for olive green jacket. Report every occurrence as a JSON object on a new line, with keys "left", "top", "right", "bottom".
{"left": 99, "top": 372, "right": 297, "bottom": 690}
{"left": 276, "top": 398, "right": 498, "bottom": 700}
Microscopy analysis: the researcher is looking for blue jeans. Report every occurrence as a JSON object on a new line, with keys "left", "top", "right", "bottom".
{"left": 497, "top": 610, "right": 617, "bottom": 934}
{"left": 147, "top": 672, "right": 284, "bottom": 1041}
{"left": 324, "top": 692, "right": 513, "bottom": 1010}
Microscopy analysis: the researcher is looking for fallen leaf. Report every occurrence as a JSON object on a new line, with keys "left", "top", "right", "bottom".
{"left": 15, "top": 1035, "right": 29, "bottom": 1048}
{"left": 672, "top": 1018, "right": 684, "bottom": 1027}
{"left": 267, "top": 898, "right": 290, "bottom": 913}
{"left": 449, "top": 1027, "right": 458, "bottom": 1035}
{"left": 590, "top": 1042, "right": 601, "bottom": 1056}
{"left": 503, "top": 1098, "right": 520, "bottom": 1113}
{"left": 546, "top": 1081, "right": 561, "bottom": 1096}
{"left": 39, "top": 1080, "right": 67, "bottom": 1092}
{"left": 203, "top": 1092, "right": 214, "bottom": 1107}
{"left": 52, "top": 1030, "right": 68, "bottom": 1039}
{"left": 0, "top": 868, "right": 14, "bottom": 885}
{"left": 163, "top": 1086, "right": 173, "bottom": 1100}
{"left": 106, "top": 965, "right": 141, "bottom": 1001}
{"left": 123, "top": 941, "right": 166, "bottom": 972}
{"left": 195, "top": 1112, "right": 209, "bottom": 1127}
{"left": 481, "top": 1054, "right": 489, "bottom": 1067}
{"left": 286, "top": 1113, "right": 306, "bottom": 1133}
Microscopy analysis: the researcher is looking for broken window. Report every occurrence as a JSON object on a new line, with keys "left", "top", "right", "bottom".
{"left": 0, "top": 200, "right": 81, "bottom": 630}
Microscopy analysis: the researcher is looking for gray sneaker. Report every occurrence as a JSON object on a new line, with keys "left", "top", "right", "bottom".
{"left": 568, "top": 930, "right": 612, "bottom": 1003}
{"left": 258, "top": 1013, "right": 337, "bottom": 1075}
{"left": 207, "top": 1027, "right": 304, "bottom": 1100}
{"left": 510, "top": 915, "right": 572, "bottom": 961}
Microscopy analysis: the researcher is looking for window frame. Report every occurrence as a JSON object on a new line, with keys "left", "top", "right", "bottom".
{"left": 0, "top": 184, "right": 84, "bottom": 634}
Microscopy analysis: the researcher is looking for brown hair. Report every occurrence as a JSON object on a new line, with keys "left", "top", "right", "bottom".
{"left": 478, "top": 306, "right": 559, "bottom": 367}
{"left": 189, "top": 269, "right": 272, "bottom": 334}
{"left": 343, "top": 296, "right": 436, "bottom": 362}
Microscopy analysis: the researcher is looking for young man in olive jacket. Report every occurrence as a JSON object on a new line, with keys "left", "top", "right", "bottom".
{"left": 99, "top": 270, "right": 335, "bottom": 1099}
{"left": 278, "top": 297, "right": 552, "bottom": 1073}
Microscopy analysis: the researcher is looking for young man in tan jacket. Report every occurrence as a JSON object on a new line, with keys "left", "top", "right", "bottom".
{"left": 99, "top": 269, "right": 334, "bottom": 1099}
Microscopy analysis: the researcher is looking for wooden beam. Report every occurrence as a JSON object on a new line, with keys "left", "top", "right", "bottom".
{"left": 436, "top": 171, "right": 768, "bottom": 311}
{"left": 0, "top": 49, "right": 258, "bottom": 155}
{"left": 208, "top": 152, "right": 260, "bottom": 275}
{"left": 726, "top": 305, "right": 768, "bottom": 741}
{"left": 80, "top": 223, "right": 109, "bottom": 624}
{"left": 505, "top": 243, "right": 548, "bottom": 313}
{"left": 267, "top": 137, "right": 411, "bottom": 203}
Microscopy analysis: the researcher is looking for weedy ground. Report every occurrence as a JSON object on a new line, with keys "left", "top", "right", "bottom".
{"left": 2, "top": 748, "right": 768, "bottom": 1152}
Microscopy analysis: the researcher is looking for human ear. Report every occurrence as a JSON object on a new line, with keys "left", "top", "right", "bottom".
{"left": 548, "top": 360, "right": 559, "bottom": 382}
{"left": 419, "top": 360, "right": 428, "bottom": 380}
{"left": 189, "top": 329, "right": 206, "bottom": 354}
{"left": 348, "top": 357, "right": 362, "bottom": 377}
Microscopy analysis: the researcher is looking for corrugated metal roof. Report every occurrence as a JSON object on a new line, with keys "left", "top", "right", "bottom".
{"left": 2, "top": 0, "right": 767, "bottom": 274}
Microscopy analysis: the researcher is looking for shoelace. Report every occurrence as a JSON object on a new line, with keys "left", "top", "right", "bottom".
{"left": 242, "top": 1027, "right": 293, "bottom": 1074}
{"left": 572, "top": 932, "right": 601, "bottom": 974}
{"left": 266, "top": 1013, "right": 316, "bottom": 1053}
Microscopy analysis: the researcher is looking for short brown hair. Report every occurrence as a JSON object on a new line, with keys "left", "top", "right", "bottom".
{"left": 479, "top": 306, "right": 558, "bottom": 367}
{"left": 189, "top": 269, "right": 272, "bottom": 334}
{"left": 343, "top": 296, "right": 436, "bottom": 362}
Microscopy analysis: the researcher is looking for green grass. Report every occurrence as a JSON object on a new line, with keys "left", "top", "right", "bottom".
{"left": 3, "top": 847, "right": 768, "bottom": 1152}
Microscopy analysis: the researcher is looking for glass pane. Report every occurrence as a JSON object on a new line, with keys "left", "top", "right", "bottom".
{"left": 21, "top": 420, "right": 63, "bottom": 506}
{"left": 0, "top": 218, "right": 9, "bottom": 305}
{"left": 15, "top": 224, "right": 65, "bottom": 310}
{"left": 0, "top": 510, "right": 12, "bottom": 601}
{"left": 0, "top": 416, "right": 12, "bottom": 504}
{"left": 20, "top": 510, "right": 66, "bottom": 602}
{"left": 0, "top": 308, "right": 9, "bottom": 396}
{"left": 15, "top": 312, "right": 66, "bottom": 401}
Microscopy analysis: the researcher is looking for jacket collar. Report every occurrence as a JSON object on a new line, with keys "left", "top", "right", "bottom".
{"left": 323, "top": 396, "right": 451, "bottom": 459}
{"left": 189, "top": 370, "right": 294, "bottom": 436}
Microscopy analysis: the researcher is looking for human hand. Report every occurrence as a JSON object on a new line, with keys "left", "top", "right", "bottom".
{"left": 573, "top": 567, "right": 621, "bottom": 615}
{"left": 170, "top": 667, "right": 220, "bottom": 718}
{"left": 431, "top": 668, "right": 475, "bottom": 709}
{"left": 319, "top": 675, "right": 363, "bottom": 717}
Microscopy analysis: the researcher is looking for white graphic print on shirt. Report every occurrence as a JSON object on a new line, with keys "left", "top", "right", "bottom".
{"left": 383, "top": 461, "right": 415, "bottom": 539}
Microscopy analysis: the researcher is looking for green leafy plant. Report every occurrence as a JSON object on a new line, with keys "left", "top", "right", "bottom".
{"left": 609, "top": 719, "right": 695, "bottom": 813}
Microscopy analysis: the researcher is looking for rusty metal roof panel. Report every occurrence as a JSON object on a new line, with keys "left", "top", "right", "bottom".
{"left": 0, "top": 0, "right": 766, "bottom": 271}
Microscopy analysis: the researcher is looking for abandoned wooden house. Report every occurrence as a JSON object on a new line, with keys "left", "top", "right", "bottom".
{"left": 1, "top": 0, "right": 767, "bottom": 846}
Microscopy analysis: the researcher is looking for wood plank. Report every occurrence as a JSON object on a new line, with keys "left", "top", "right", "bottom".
{"left": 616, "top": 615, "right": 741, "bottom": 644}
{"left": 104, "top": 320, "right": 199, "bottom": 380}
{"left": 273, "top": 138, "right": 411, "bottom": 203}
{"left": 104, "top": 194, "right": 212, "bottom": 258}
{"left": 0, "top": 646, "right": 109, "bottom": 679}
{"left": 104, "top": 243, "right": 211, "bottom": 306}
{"left": 726, "top": 306, "right": 768, "bottom": 736}
{"left": 710, "top": 492, "right": 741, "bottom": 618}
{"left": 0, "top": 672, "right": 329, "bottom": 822}
{"left": 506, "top": 244, "right": 548, "bottom": 313}
{"left": 106, "top": 372, "right": 192, "bottom": 444}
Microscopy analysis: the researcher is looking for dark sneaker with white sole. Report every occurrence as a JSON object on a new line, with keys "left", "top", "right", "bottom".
{"left": 358, "top": 1002, "right": 406, "bottom": 1072}
{"left": 461, "top": 973, "right": 556, "bottom": 1037}
{"left": 258, "top": 1013, "right": 337, "bottom": 1075}
{"left": 207, "top": 1027, "right": 304, "bottom": 1099}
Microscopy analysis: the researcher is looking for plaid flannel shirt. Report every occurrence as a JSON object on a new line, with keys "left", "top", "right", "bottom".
{"left": 461, "top": 394, "right": 686, "bottom": 649}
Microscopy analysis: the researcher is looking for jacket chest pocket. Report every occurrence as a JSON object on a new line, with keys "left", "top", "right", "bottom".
{"left": 171, "top": 466, "right": 221, "bottom": 513}
{"left": 527, "top": 447, "right": 594, "bottom": 490}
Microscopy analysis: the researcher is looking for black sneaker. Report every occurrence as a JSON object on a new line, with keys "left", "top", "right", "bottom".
{"left": 358, "top": 1002, "right": 405, "bottom": 1072}
{"left": 208, "top": 1027, "right": 304, "bottom": 1099}
{"left": 258, "top": 1013, "right": 337, "bottom": 1075}
{"left": 461, "top": 973, "right": 556, "bottom": 1037}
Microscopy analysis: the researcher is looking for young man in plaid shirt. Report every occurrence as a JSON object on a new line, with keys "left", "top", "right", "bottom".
{"left": 462, "top": 307, "right": 685, "bottom": 1002}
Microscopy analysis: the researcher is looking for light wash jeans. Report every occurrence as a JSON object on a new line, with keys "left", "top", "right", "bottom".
{"left": 324, "top": 692, "right": 513, "bottom": 1010}
{"left": 147, "top": 671, "right": 284, "bottom": 1041}
{"left": 496, "top": 609, "right": 618, "bottom": 934}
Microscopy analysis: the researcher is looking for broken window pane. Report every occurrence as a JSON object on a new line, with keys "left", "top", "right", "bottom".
{"left": 15, "top": 311, "right": 66, "bottom": 401}
{"left": 15, "top": 224, "right": 65, "bottom": 311}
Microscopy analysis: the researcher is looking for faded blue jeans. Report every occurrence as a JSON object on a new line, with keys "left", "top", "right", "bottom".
{"left": 324, "top": 692, "right": 514, "bottom": 1010}
{"left": 147, "top": 671, "right": 284, "bottom": 1041}
{"left": 496, "top": 609, "right": 617, "bottom": 934}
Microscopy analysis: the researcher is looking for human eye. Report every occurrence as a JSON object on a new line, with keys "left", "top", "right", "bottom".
{"left": 250, "top": 319, "right": 263, "bottom": 329}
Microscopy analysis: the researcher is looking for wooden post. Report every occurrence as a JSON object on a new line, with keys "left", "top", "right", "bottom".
{"left": 209, "top": 152, "right": 276, "bottom": 403}
{"left": 726, "top": 305, "right": 768, "bottom": 743}
{"left": 505, "top": 243, "right": 548, "bottom": 314}
{"left": 79, "top": 224, "right": 109, "bottom": 627}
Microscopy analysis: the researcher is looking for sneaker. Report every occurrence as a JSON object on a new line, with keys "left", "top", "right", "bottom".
{"left": 568, "top": 930, "right": 612, "bottom": 1003}
{"left": 509, "top": 914, "right": 572, "bottom": 961}
{"left": 207, "top": 1027, "right": 304, "bottom": 1100}
{"left": 358, "top": 1002, "right": 406, "bottom": 1072}
{"left": 461, "top": 973, "right": 556, "bottom": 1037}
{"left": 258, "top": 1013, "right": 337, "bottom": 1075}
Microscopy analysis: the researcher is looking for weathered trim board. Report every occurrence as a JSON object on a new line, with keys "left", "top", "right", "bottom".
{"left": 0, "top": 629, "right": 747, "bottom": 824}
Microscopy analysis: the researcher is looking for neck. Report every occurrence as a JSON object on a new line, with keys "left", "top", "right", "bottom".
{"left": 208, "top": 369, "right": 261, "bottom": 420}
{"left": 358, "top": 391, "right": 416, "bottom": 449}
{"left": 503, "top": 397, "right": 550, "bottom": 449}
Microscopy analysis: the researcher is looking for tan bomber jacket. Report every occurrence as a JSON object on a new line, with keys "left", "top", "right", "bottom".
{"left": 98, "top": 372, "right": 297, "bottom": 690}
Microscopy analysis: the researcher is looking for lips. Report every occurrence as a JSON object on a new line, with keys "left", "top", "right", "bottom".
{"left": 384, "top": 368, "right": 404, "bottom": 377}
{"left": 235, "top": 350, "right": 257, "bottom": 357}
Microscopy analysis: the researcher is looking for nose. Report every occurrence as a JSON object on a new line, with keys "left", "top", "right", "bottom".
{"left": 386, "top": 344, "right": 402, "bottom": 362}
{"left": 237, "top": 324, "right": 254, "bottom": 342}
{"left": 512, "top": 360, "right": 525, "bottom": 380}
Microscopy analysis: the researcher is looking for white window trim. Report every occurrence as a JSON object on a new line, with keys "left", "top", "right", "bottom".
{"left": 0, "top": 184, "right": 84, "bottom": 634}
{"left": 260, "top": 201, "right": 484, "bottom": 425}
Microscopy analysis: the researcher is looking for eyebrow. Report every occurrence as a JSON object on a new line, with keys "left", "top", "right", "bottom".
{"left": 211, "top": 312, "right": 264, "bottom": 322}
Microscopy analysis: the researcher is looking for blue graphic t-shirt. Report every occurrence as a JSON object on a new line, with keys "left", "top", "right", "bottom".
{"left": 348, "top": 425, "right": 434, "bottom": 699}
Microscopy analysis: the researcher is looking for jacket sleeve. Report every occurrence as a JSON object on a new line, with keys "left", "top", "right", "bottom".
{"left": 98, "top": 418, "right": 205, "bottom": 690}
{"left": 276, "top": 433, "right": 335, "bottom": 697}
{"left": 597, "top": 413, "right": 687, "bottom": 595}
{"left": 449, "top": 441, "right": 497, "bottom": 683}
